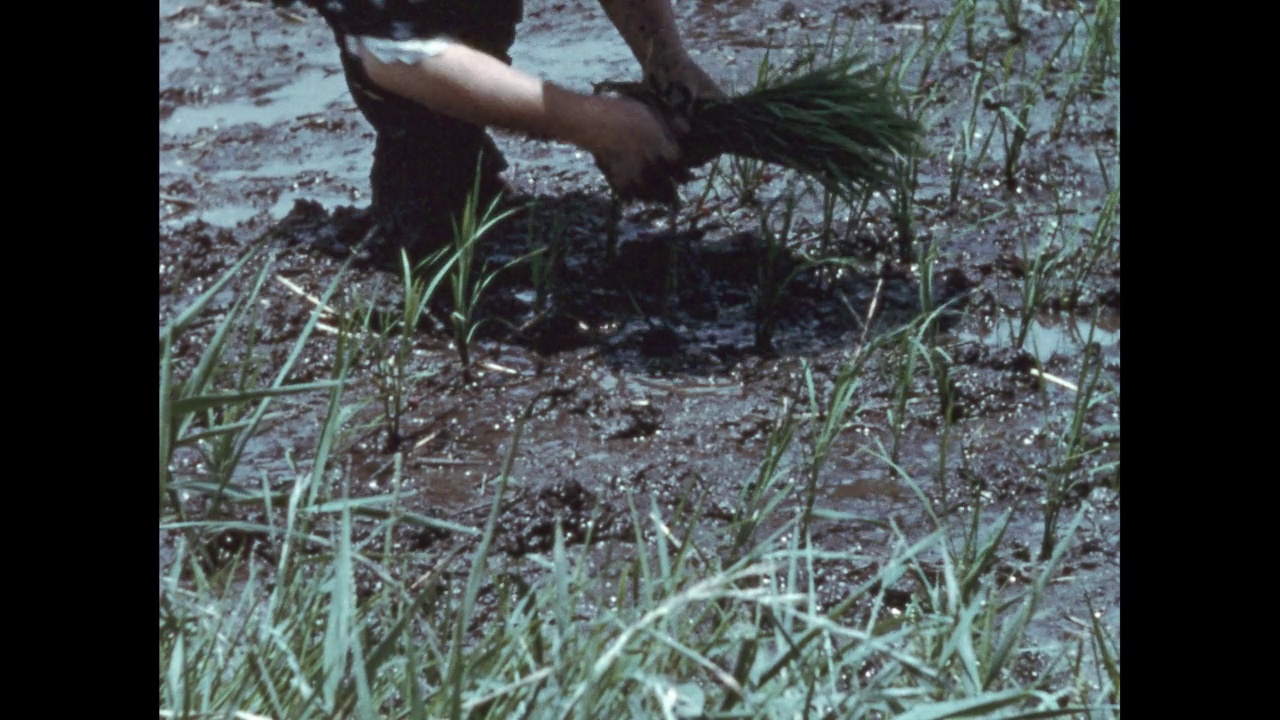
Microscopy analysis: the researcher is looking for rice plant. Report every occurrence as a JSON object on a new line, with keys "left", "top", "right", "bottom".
{"left": 161, "top": 2, "right": 1119, "bottom": 717}
{"left": 161, "top": 338, "right": 1117, "bottom": 720}
{"left": 160, "top": 244, "right": 346, "bottom": 519}
{"left": 883, "top": 323, "right": 922, "bottom": 467}
{"left": 1012, "top": 207, "right": 1073, "bottom": 350}
{"left": 948, "top": 59, "right": 997, "bottom": 205}
{"left": 1065, "top": 184, "right": 1120, "bottom": 310}
{"left": 1081, "top": 0, "right": 1120, "bottom": 90}
{"left": 721, "top": 45, "right": 785, "bottom": 207}
{"left": 995, "top": 0, "right": 1027, "bottom": 39}
{"left": 799, "top": 349, "right": 874, "bottom": 538}
{"left": 961, "top": 0, "right": 979, "bottom": 59}
{"left": 1036, "top": 312, "right": 1113, "bottom": 561}
{"left": 914, "top": 234, "right": 965, "bottom": 434}
{"left": 752, "top": 191, "right": 802, "bottom": 353}
{"left": 367, "top": 247, "right": 451, "bottom": 451}
{"left": 991, "top": 24, "right": 1077, "bottom": 189}
{"left": 686, "top": 155, "right": 724, "bottom": 232}
{"left": 526, "top": 200, "right": 569, "bottom": 315}
{"left": 445, "top": 162, "right": 523, "bottom": 370}
{"left": 598, "top": 55, "right": 923, "bottom": 206}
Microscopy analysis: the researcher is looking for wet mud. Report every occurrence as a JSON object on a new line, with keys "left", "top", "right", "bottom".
{"left": 161, "top": 0, "right": 1119, "bottom": 649}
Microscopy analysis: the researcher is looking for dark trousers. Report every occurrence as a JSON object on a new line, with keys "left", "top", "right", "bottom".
{"left": 331, "top": 1, "right": 524, "bottom": 257}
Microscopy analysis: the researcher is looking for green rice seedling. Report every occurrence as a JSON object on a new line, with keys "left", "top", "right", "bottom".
{"left": 905, "top": 3, "right": 966, "bottom": 100}
{"left": 1011, "top": 175, "right": 1118, "bottom": 343}
{"left": 995, "top": 0, "right": 1026, "bottom": 39}
{"left": 728, "top": 412, "right": 798, "bottom": 564}
{"left": 1065, "top": 184, "right": 1120, "bottom": 309}
{"left": 753, "top": 191, "right": 800, "bottom": 353}
{"left": 798, "top": 9, "right": 859, "bottom": 70}
{"left": 162, "top": 398, "right": 1115, "bottom": 718}
{"left": 994, "top": 94, "right": 1033, "bottom": 191}
{"left": 725, "top": 152, "right": 772, "bottom": 207}
{"left": 914, "top": 239, "right": 963, "bottom": 493}
{"left": 1096, "top": 143, "right": 1115, "bottom": 197}
{"left": 841, "top": 182, "right": 877, "bottom": 248}
{"left": 367, "top": 325, "right": 407, "bottom": 452}
{"left": 961, "top": 0, "right": 979, "bottom": 60}
{"left": 1081, "top": 0, "right": 1120, "bottom": 91}
{"left": 890, "top": 154, "right": 919, "bottom": 264}
{"left": 439, "top": 389, "right": 538, "bottom": 719}
{"left": 878, "top": 300, "right": 958, "bottom": 469}
{"left": 1046, "top": 12, "right": 1095, "bottom": 143}
{"left": 882, "top": 17, "right": 958, "bottom": 263}
{"left": 799, "top": 350, "right": 873, "bottom": 538}
{"left": 1053, "top": 0, "right": 1121, "bottom": 135}
{"left": 1084, "top": 596, "right": 1121, "bottom": 710}
{"left": 898, "top": 334, "right": 960, "bottom": 509}
{"left": 916, "top": 232, "right": 943, "bottom": 334}
{"left": 161, "top": 367, "right": 390, "bottom": 718}
{"left": 949, "top": 59, "right": 996, "bottom": 205}
{"left": 915, "top": 506, "right": 1089, "bottom": 698}
{"left": 786, "top": 453, "right": 1108, "bottom": 715}
{"left": 446, "top": 162, "right": 523, "bottom": 370}
{"left": 722, "top": 45, "right": 784, "bottom": 207}
{"left": 687, "top": 155, "right": 723, "bottom": 232}
{"left": 882, "top": 319, "right": 927, "bottom": 467}
{"left": 991, "top": 26, "right": 1076, "bottom": 189}
{"left": 526, "top": 198, "right": 569, "bottom": 314}
{"left": 165, "top": 387, "right": 474, "bottom": 716}
{"left": 753, "top": 182, "right": 881, "bottom": 354}
{"left": 598, "top": 54, "right": 922, "bottom": 206}
{"left": 162, "top": 246, "right": 1117, "bottom": 718}
{"left": 955, "top": 497, "right": 1016, "bottom": 604}
{"left": 1037, "top": 313, "right": 1110, "bottom": 561}
{"left": 807, "top": 173, "right": 869, "bottom": 285}
{"left": 1049, "top": 84, "right": 1081, "bottom": 144}
{"left": 751, "top": 191, "right": 858, "bottom": 352}
{"left": 160, "top": 246, "right": 346, "bottom": 518}
{"left": 161, "top": 247, "right": 262, "bottom": 514}
{"left": 915, "top": 232, "right": 965, "bottom": 430}
{"left": 367, "top": 246, "right": 453, "bottom": 450}
{"left": 1012, "top": 210, "right": 1072, "bottom": 351}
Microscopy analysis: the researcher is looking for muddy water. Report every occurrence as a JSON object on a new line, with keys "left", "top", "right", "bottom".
{"left": 160, "top": 0, "right": 1118, "bottom": 652}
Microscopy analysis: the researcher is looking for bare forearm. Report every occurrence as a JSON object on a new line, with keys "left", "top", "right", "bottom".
{"left": 597, "top": 0, "right": 723, "bottom": 98}
{"left": 354, "top": 40, "right": 605, "bottom": 149}
{"left": 597, "top": 0, "right": 687, "bottom": 79}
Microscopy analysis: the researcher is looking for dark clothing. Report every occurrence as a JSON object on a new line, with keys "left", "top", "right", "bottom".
{"left": 274, "top": 0, "right": 525, "bottom": 257}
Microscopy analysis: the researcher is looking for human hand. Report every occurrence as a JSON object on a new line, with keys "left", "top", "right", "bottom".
{"left": 584, "top": 95, "right": 691, "bottom": 204}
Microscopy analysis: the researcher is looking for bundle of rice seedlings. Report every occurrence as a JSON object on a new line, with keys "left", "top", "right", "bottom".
{"left": 597, "top": 57, "right": 923, "bottom": 203}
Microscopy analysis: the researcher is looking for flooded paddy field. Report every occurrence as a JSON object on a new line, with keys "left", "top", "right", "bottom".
{"left": 160, "top": 1, "right": 1118, "bottom": 716}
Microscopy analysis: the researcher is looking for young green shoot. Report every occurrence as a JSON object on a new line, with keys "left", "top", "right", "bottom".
{"left": 446, "top": 161, "right": 523, "bottom": 370}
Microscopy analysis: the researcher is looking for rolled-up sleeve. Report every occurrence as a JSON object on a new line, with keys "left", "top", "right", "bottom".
{"left": 344, "top": 34, "right": 455, "bottom": 65}
{"left": 274, "top": 0, "right": 459, "bottom": 65}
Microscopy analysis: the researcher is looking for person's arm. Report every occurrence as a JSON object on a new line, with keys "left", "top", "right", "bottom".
{"left": 597, "top": 0, "right": 724, "bottom": 99}
{"left": 352, "top": 38, "right": 683, "bottom": 201}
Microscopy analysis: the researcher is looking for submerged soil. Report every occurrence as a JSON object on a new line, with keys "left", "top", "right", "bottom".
{"left": 161, "top": 0, "right": 1118, "bottom": 651}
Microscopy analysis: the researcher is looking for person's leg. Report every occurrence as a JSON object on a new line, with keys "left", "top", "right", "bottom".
{"left": 359, "top": 95, "right": 511, "bottom": 260}
{"left": 332, "top": 0, "right": 524, "bottom": 260}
